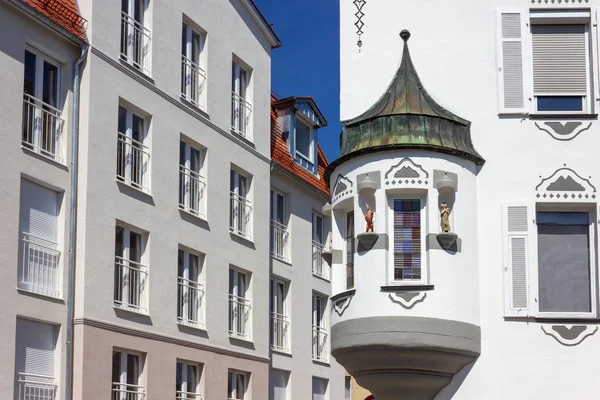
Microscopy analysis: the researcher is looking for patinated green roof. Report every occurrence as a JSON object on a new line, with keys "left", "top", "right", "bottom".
{"left": 326, "top": 30, "right": 484, "bottom": 184}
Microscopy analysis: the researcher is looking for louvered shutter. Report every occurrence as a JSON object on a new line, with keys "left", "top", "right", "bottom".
{"left": 15, "top": 319, "right": 55, "bottom": 377}
{"left": 19, "top": 180, "right": 59, "bottom": 242}
{"left": 503, "top": 204, "right": 536, "bottom": 317}
{"left": 496, "top": 10, "right": 528, "bottom": 113}
{"left": 532, "top": 25, "right": 587, "bottom": 95}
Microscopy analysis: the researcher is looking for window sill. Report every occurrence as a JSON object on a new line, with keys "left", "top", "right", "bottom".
{"left": 380, "top": 284, "right": 435, "bottom": 292}
{"left": 312, "top": 359, "right": 330, "bottom": 367}
{"left": 116, "top": 179, "right": 152, "bottom": 197}
{"left": 228, "top": 333, "right": 253, "bottom": 342}
{"left": 271, "top": 347, "right": 292, "bottom": 357}
{"left": 229, "top": 230, "right": 254, "bottom": 244}
{"left": 180, "top": 95, "right": 209, "bottom": 119}
{"left": 504, "top": 315, "right": 600, "bottom": 323}
{"left": 178, "top": 207, "right": 208, "bottom": 223}
{"left": 312, "top": 272, "right": 330, "bottom": 282}
{"left": 230, "top": 129, "right": 254, "bottom": 146}
{"left": 17, "top": 287, "right": 64, "bottom": 302}
{"left": 529, "top": 113, "right": 598, "bottom": 120}
{"left": 21, "top": 146, "right": 68, "bottom": 170}
{"left": 331, "top": 288, "right": 356, "bottom": 302}
{"left": 113, "top": 304, "right": 149, "bottom": 317}
{"left": 271, "top": 254, "right": 292, "bottom": 266}
{"left": 177, "top": 320, "right": 206, "bottom": 332}
{"left": 118, "top": 57, "right": 154, "bottom": 83}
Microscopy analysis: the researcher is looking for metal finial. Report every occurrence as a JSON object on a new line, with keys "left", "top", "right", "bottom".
{"left": 400, "top": 29, "right": 411, "bottom": 42}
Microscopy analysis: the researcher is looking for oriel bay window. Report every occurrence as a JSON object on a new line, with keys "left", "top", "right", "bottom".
{"left": 117, "top": 106, "right": 150, "bottom": 193}
{"left": 114, "top": 225, "right": 148, "bottom": 314}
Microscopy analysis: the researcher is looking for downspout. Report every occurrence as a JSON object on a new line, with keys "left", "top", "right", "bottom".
{"left": 66, "top": 42, "right": 89, "bottom": 400}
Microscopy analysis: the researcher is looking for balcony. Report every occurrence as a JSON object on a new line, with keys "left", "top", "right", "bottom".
{"left": 312, "top": 241, "right": 329, "bottom": 280}
{"left": 270, "top": 220, "right": 290, "bottom": 262}
{"left": 112, "top": 382, "right": 145, "bottom": 400}
{"left": 117, "top": 132, "right": 150, "bottom": 193}
{"left": 270, "top": 312, "right": 290, "bottom": 353}
{"left": 22, "top": 94, "right": 65, "bottom": 163}
{"left": 229, "top": 193, "right": 252, "bottom": 240}
{"left": 17, "top": 373, "right": 56, "bottom": 400}
{"left": 18, "top": 232, "right": 61, "bottom": 298}
{"left": 176, "top": 391, "right": 202, "bottom": 400}
{"left": 312, "top": 325, "right": 328, "bottom": 363}
{"left": 228, "top": 294, "right": 251, "bottom": 341}
{"left": 114, "top": 256, "right": 148, "bottom": 314}
{"left": 120, "top": 11, "right": 151, "bottom": 75}
{"left": 177, "top": 277, "right": 205, "bottom": 329}
{"left": 179, "top": 165, "right": 206, "bottom": 219}
{"left": 231, "top": 92, "right": 252, "bottom": 140}
{"left": 181, "top": 55, "right": 207, "bottom": 110}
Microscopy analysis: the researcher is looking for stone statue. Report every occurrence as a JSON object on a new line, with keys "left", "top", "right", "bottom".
{"left": 440, "top": 202, "right": 450, "bottom": 233}
{"left": 364, "top": 202, "right": 374, "bottom": 233}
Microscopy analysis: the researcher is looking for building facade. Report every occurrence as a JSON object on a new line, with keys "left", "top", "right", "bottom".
{"left": 333, "top": 0, "right": 600, "bottom": 399}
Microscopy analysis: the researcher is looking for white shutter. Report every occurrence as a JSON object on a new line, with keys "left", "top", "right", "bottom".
{"left": 19, "top": 180, "right": 59, "bottom": 242}
{"left": 496, "top": 10, "right": 528, "bottom": 113}
{"left": 532, "top": 24, "right": 587, "bottom": 95}
{"left": 15, "top": 319, "right": 56, "bottom": 376}
{"left": 502, "top": 204, "right": 536, "bottom": 317}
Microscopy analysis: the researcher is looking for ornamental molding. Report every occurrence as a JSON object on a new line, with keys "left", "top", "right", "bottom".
{"left": 531, "top": 0, "right": 589, "bottom": 4}
{"left": 384, "top": 158, "right": 429, "bottom": 189}
{"left": 535, "top": 165, "right": 596, "bottom": 201}
{"left": 353, "top": 0, "right": 366, "bottom": 51}
{"left": 534, "top": 121, "right": 592, "bottom": 141}
{"left": 333, "top": 295, "right": 353, "bottom": 316}
{"left": 332, "top": 174, "right": 354, "bottom": 204}
{"left": 389, "top": 292, "right": 427, "bottom": 309}
{"left": 541, "top": 325, "right": 598, "bottom": 346}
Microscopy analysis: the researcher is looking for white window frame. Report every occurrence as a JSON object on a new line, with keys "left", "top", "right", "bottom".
{"left": 231, "top": 61, "right": 252, "bottom": 140}
{"left": 120, "top": 0, "right": 151, "bottom": 75}
{"left": 387, "top": 194, "right": 427, "bottom": 286}
{"left": 114, "top": 225, "right": 148, "bottom": 314}
{"left": 230, "top": 169, "right": 253, "bottom": 239}
{"left": 179, "top": 140, "right": 207, "bottom": 219}
{"left": 312, "top": 293, "right": 328, "bottom": 363}
{"left": 176, "top": 360, "right": 201, "bottom": 399}
{"left": 270, "top": 278, "right": 290, "bottom": 353}
{"left": 177, "top": 248, "right": 205, "bottom": 329}
{"left": 229, "top": 268, "right": 252, "bottom": 340}
{"left": 112, "top": 350, "right": 145, "bottom": 400}
{"left": 117, "top": 105, "right": 151, "bottom": 193}
{"left": 270, "top": 188, "right": 289, "bottom": 262}
{"left": 228, "top": 370, "right": 247, "bottom": 400}
{"left": 312, "top": 212, "right": 324, "bottom": 244}
{"left": 181, "top": 22, "right": 207, "bottom": 110}
{"left": 295, "top": 113, "right": 315, "bottom": 163}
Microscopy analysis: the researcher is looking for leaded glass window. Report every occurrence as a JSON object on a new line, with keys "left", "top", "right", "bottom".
{"left": 393, "top": 199, "right": 421, "bottom": 280}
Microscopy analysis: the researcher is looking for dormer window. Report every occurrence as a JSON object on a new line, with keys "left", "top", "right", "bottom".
{"left": 295, "top": 116, "right": 314, "bottom": 163}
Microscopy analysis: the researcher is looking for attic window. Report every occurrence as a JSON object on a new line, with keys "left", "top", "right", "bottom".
{"left": 295, "top": 118, "right": 313, "bottom": 163}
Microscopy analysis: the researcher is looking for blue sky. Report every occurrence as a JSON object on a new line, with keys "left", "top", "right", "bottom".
{"left": 253, "top": 0, "right": 341, "bottom": 161}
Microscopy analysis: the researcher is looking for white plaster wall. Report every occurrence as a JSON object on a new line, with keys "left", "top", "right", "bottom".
{"left": 0, "top": 4, "right": 80, "bottom": 399}
{"left": 340, "top": 0, "right": 600, "bottom": 398}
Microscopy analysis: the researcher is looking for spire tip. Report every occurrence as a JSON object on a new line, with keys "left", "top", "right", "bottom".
{"left": 400, "top": 29, "right": 411, "bottom": 42}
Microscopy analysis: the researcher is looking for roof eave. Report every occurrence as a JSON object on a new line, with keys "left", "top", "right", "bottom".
{"left": 272, "top": 96, "right": 328, "bottom": 127}
{"left": 243, "top": 0, "right": 282, "bottom": 49}
{"left": 271, "top": 162, "right": 330, "bottom": 200}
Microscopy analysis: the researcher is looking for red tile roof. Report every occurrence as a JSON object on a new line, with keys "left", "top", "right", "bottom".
{"left": 271, "top": 98, "right": 330, "bottom": 197}
{"left": 21, "top": 0, "right": 87, "bottom": 40}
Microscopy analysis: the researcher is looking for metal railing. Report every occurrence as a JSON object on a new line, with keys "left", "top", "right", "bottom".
{"left": 17, "top": 373, "right": 56, "bottom": 400}
{"left": 230, "top": 193, "right": 252, "bottom": 239}
{"left": 19, "top": 232, "right": 61, "bottom": 298}
{"left": 181, "top": 55, "right": 207, "bottom": 109}
{"left": 270, "top": 312, "right": 290, "bottom": 353}
{"left": 114, "top": 256, "right": 148, "bottom": 314}
{"left": 112, "top": 382, "right": 145, "bottom": 400}
{"left": 22, "top": 93, "right": 64, "bottom": 162}
{"left": 179, "top": 165, "right": 206, "bottom": 219}
{"left": 117, "top": 132, "right": 150, "bottom": 192}
{"left": 312, "top": 325, "right": 328, "bottom": 363}
{"left": 228, "top": 294, "right": 251, "bottom": 341}
{"left": 177, "top": 277, "right": 205, "bottom": 329}
{"left": 120, "top": 11, "right": 151, "bottom": 75}
{"left": 231, "top": 92, "right": 252, "bottom": 140}
{"left": 176, "top": 391, "right": 202, "bottom": 400}
{"left": 312, "top": 241, "right": 329, "bottom": 280}
{"left": 270, "top": 220, "right": 290, "bottom": 262}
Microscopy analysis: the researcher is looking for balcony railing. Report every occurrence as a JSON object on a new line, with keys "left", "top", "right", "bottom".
{"left": 177, "top": 277, "right": 205, "bottom": 329}
{"left": 120, "top": 11, "right": 151, "bottom": 75}
{"left": 22, "top": 93, "right": 64, "bottom": 163}
{"left": 270, "top": 220, "right": 290, "bottom": 262}
{"left": 117, "top": 132, "right": 150, "bottom": 193}
{"left": 230, "top": 193, "right": 252, "bottom": 239}
{"left": 176, "top": 391, "right": 202, "bottom": 400}
{"left": 229, "top": 294, "right": 251, "bottom": 341}
{"left": 312, "top": 241, "right": 329, "bottom": 280}
{"left": 312, "top": 325, "right": 328, "bottom": 363}
{"left": 19, "top": 232, "right": 61, "bottom": 298}
{"left": 179, "top": 165, "right": 206, "bottom": 219}
{"left": 17, "top": 373, "right": 56, "bottom": 400}
{"left": 270, "top": 312, "right": 290, "bottom": 353}
{"left": 231, "top": 92, "right": 252, "bottom": 140}
{"left": 114, "top": 256, "right": 148, "bottom": 314}
{"left": 181, "top": 55, "right": 207, "bottom": 109}
{"left": 112, "top": 382, "right": 145, "bottom": 400}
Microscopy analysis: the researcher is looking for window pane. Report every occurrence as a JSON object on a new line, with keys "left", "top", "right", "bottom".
{"left": 24, "top": 50, "right": 37, "bottom": 96}
{"left": 537, "top": 96, "right": 583, "bottom": 112}
{"left": 178, "top": 249, "right": 184, "bottom": 278}
{"left": 42, "top": 61, "right": 58, "bottom": 107}
{"left": 189, "top": 253, "right": 199, "bottom": 282}
{"left": 276, "top": 194, "right": 285, "bottom": 223}
{"left": 132, "top": 114, "right": 143, "bottom": 142}
{"left": 537, "top": 212, "right": 591, "bottom": 312}
{"left": 118, "top": 107, "right": 127, "bottom": 134}
{"left": 296, "top": 121, "right": 311, "bottom": 158}
{"left": 112, "top": 352, "right": 121, "bottom": 383}
{"left": 192, "top": 31, "right": 201, "bottom": 64}
{"left": 393, "top": 199, "right": 421, "bottom": 280}
{"left": 126, "top": 354, "right": 139, "bottom": 385}
{"left": 182, "top": 24, "right": 187, "bottom": 57}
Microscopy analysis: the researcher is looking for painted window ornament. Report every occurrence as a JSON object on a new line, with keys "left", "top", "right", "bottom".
{"left": 440, "top": 202, "right": 450, "bottom": 233}
{"left": 364, "top": 202, "right": 374, "bottom": 232}
{"left": 353, "top": 0, "right": 366, "bottom": 52}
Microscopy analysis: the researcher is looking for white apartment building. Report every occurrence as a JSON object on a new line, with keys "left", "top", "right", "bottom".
{"left": 331, "top": 0, "right": 600, "bottom": 399}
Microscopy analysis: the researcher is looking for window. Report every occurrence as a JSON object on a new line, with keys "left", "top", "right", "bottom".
{"left": 392, "top": 199, "right": 422, "bottom": 282}
{"left": 181, "top": 23, "right": 207, "bottom": 109}
{"left": 231, "top": 62, "right": 252, "bottom": 139}
{"left": 312, "top": 377, "right": 328, "bottom": 400}
{"left": 18, "top": 180, "right": 61, "bottom": 298}
{"left": 345, "top": 376, "right": 351, "bottom": 400}
{"left": 117, "top": 106, "right": 150, "bottom": 193}
{"left": 112, "top": 350, "right": 144, "bottom": 400}
{"left": 114, "top": 225, "right": 148, "bottom": 314}
{"left": 230, "top": 169, "right": 252, "bottom": 239}
{"left": 15, "top": 319, "right": 57, "bottom": 400}
{"left": 228, "top": 371, "right": 247, "bottom": 400}
{"left": 229, "top": 268, "right": 251, "bottom": 340}
{"left": 312, "top": 293, "right": 328, "bottom": 362}
{"left": 270, "top": 370, "right": 289, "bottom": 400}
{"left": 503, "top": 205, "right": 597, "bottom": 318}
{"left": 120, "top": 0, "right": 151, "bottom": 74}
{"left": 312, "top": 212, "right": 328, "bottom": 279}
{"left": 177, "top": 249, "right": 205, "bottom": 329}
{"left": 496, "top": 9, "right": 591, "bottom": 114}
{"left": 179, "top": 141, "right": 207, "bottom": 219}
{"left": 345, "top": 211, "right": 355, "bottom": 289}
{"left": 295, "top": 117, "right": 314, "bottom": 162}
{"left": 22, "top": 48, "right": 64, "bottom": 162}
{"left": 270, "top": 278, "right": 289, "bottom": 353}
{"left": 270, "top": 189, "right": 289, "bottom": 261}
{"left": 176, "top": 361, "right": 201, "bottom": 400}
